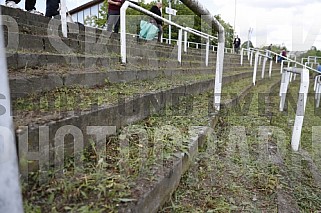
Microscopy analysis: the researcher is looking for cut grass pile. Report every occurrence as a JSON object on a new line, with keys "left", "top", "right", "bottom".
{"left": 160, "top": 76, "right": 321, "bottom": 212}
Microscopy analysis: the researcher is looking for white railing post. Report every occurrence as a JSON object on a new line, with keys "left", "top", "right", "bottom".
{"left": 261, "top": 56, "right": 267, "bottom": 79}
{"left": 184, "top": 31, "right": 188, "bottom": 52}
{"left": 60, "top": 0, "right": 67, "bottom": 38}
{"left": 317, "top": 81, "right": 321, "bottom": 108}
{"left": 269, "top": 59, "right": 273, "bottom": 78}
{"left": 253, "top": 51, "right": 259, "bottom": 85}
{"left": 214, "top": 30, "right": 225, "bottom": 111}
{"left": 120, "top": 1, "right": 129, "bottom": 64}
{"left": 314, "top": 76, "right": 321, "bottom": 108}
{"left": 250, "top": 50, "right": 254, "bottom": 66}
{"left": 178, "top": 28, "right": 182, "bottom": 63}
{"left": 281, "top": 60, "right": 285, "bottom": 73}
{"left": 0, "top": 13, "right": 24, "bottom": 213}
{"left": 279, "top": 71, "right": 290, "bottom": 111}
{"left": 291, "top": 69, "right": 309, "bottom": 151}
{"left": 240, "top": 48, "right": 244, "bottom": 65}
{"left": 205, "top": 38, "right": 209, "bottom": 67}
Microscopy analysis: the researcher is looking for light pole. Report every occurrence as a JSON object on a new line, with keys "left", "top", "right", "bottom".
{"left": 168, "top": 0, "right": 172, "bottom": 44}
{"left": 233, "top": 0, "right": 236, "bottom": 34}
{"left": 247, "top": 27, "right": 253, "bottom": 52}
{"left": 233, "top": 0, "right": 236, "bottom": 53}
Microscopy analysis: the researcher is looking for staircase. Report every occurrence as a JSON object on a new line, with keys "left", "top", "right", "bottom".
{"left": 1, "top": 5, "right": 287, "bottom": 212}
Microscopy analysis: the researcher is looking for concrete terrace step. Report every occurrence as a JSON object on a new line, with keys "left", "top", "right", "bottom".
{"left": 4, "top": 32, "right": 218, "bottom": 62}
{"left": 10, "top": 67, "right": 216, "bottom": 99}
{"left": 9, "top": 62, "right": 275, "bottom": 100}
{"left": 1, "top": 5, "right": 225, "bottom": 58}
{"left": 2, "top": 15, "right": 216, "bottom": 56}
{"left": 6, "top": 52, "right": 220, "bottom": 70}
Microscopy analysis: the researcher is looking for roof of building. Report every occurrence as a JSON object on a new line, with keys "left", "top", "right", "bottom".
{"left": 69, "top": 0, "right": 104, "bottom": 15}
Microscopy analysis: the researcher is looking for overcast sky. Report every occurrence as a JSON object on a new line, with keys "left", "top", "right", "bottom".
{"left": 2, "top": 0, "right": 321, "bottom": 51}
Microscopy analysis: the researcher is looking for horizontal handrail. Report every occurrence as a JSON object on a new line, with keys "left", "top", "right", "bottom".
{"left": 245, "top": 48, "right": 321, "bottom": 74}
{"left": 126, "top": 2, "right": 208, "bottom": 39}
{"left": 185, "top": 27, "right": 218, "bottom": 40}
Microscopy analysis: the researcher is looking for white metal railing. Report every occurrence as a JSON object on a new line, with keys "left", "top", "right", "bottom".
{"left": 161, "top": 38, "right": 233, "bottom": 54}
{"left": 241, "top": 48, "right": 273, "bottom": 85}
{"left": 279, "top": 67, "right": 309, "bottom": 151}
{"left": 121, "top": 0, "right": 225, "bottom": 111}
{"left": 120, "top": 1, "right": 212, "bottom": 66}
{"left": 308, "top": 56, "right": 321, "bottom": 63}
{"left": 241, "top": 47, "right": 321, "bottom": 151}
{"left": 0, "top": 12, "right": 24, "bottom": 213}
{"left": 314, "top": 75, "right": 321, "bottom": 108}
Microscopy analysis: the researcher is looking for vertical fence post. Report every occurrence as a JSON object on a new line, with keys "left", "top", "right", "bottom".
{"left": 240, "top": 48, "right": 244, "bottom": 66}
{"left": 60, "top": 0, "right": 67, "bottom": 37}
{"left": 252, "top": 51, "right": 259, "bottom": 85}
{"left": 205, "top": 38, "right": 209, "bottom": 67}
{"left": 250, "top": 50, "right": 254, "bottom": 66}
{"left": 0, "top": 14, "right": 24, "bottom": 213}
{"left": 269, "top": 59, "right": 273, "bottom": 78}
{"left": 177, "top": 28, "right": 182, "bottom": 63}
{"left": 279, "top": 71, "right": 290, "bottom": 111}
{"left": 184, "top": 31, "right": 188, "bottom": 52}
{"left": 281, "top": 60, "right": 285, "bottom": 73}
{"left": 262, "top": 55, "right": 267, "bottom": 79}
{"left": 291, "top": 69, "right": 309, "bottom": 151}
{"left": 120, "top": 1, "right": 129, "bottom": 64}
{"left": 317, "top": 81, "right": 321, "bottom": 108}
{"left": 214, "top": 31, "right": 225, "bottom": 111}
{"left": 315, "top": 76, "right": 321, "bottom": 108}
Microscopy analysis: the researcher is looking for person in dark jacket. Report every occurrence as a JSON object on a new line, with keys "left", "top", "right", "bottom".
{"left": 45, "top": 0, "right": 60, "bottom": 18}
{"left": 233, "top": 35, "right": 241, "bottom": 54}
{"left": 107, "top": 0, "right": 124, "bottom": 33}
{"left": 150, "top": 2, "right": 163, "bottom": 42}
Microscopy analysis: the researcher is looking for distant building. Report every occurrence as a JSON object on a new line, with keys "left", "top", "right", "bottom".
{"left": 69, "top": 0, "right": 139, "bottom": 27}
{"left": 69, "top": 0, "right": 105, "bottom": 26}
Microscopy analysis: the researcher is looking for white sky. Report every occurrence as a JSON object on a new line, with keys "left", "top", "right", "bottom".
{"left": 2, "top": 0, "right": 321, "bottom": 51}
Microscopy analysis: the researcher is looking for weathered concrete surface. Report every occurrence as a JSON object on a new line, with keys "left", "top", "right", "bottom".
{"left": 118, "top": 77, "right": 281, "bottom": 213}
{"left": 10, "top": 68, "right": 216, "bottom": 99}
{"left": 16, "top": 72, "right": 251, "bottom": 179}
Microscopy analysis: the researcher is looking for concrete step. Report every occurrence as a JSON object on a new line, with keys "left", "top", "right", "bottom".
{"left": 4, "top": 32, "right": 220, "bottom": 63}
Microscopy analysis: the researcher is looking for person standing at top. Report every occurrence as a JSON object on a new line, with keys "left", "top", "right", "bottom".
{"left": 45, "top": 0, "right": 60, "bottom": 18}
{"left": 278, "top": 48, "right": 287, "bottom": 62}
{"left": 233, "top": 35, "right": 241, "bottom": 54}
{"left": 107, "top": 0, "right": 124, "bottom": 33}
{"left": 150, "top": 2, "right": 163, "bottom": 42}
{"left": 281, "top": 49, "right": 287, "bottom": 58}
{"left": 5, "top": 0, "right": 43, "bottom": 15}
{"left": 267, "top": 44, "right": 272, "bottom": 58}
